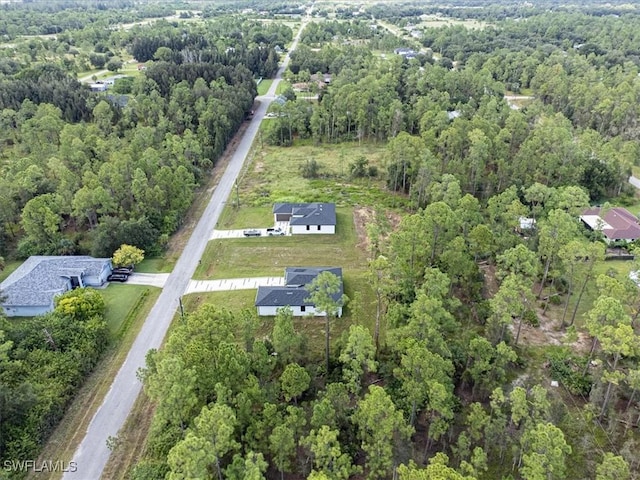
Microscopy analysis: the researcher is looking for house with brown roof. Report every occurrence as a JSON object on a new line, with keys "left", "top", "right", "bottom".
{"left": 580, "top": 207, "right": 640, "bottom": 244}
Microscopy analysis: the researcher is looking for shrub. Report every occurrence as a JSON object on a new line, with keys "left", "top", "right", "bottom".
{"left": 547, "top": 348, "right": 592, "bottom": 396}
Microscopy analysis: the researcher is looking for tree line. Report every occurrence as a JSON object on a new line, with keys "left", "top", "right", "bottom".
{"left": 0, "top": 289, "right": 108, "bottom": 463}
{"left": 132, "top": 175, "right": 639, "bottom": 478}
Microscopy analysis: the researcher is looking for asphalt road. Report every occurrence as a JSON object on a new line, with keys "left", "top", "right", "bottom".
{"left": 64, "top": 12, "right": 308, "bottom": 480}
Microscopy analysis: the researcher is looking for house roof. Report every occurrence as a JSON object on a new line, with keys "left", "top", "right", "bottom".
{"left": 273, "top": 203, "right": 336, "bottom": 226}
{"left": 255, "top": 267, "right": 343, "bottom": 308}
{"left": 580, "top": 207, "right": 640, "bottom": 240}
{"left": 0, "top": 256, "right": 111, "bottom": 308}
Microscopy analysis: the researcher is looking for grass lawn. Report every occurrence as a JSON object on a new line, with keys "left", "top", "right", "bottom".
{"left": 0, "top": 260, "right": 22, "bottom": 282}
{"left": 102, "top": 284, "right": 160, "bottom": 337}
{"left": 217, "top": 206, "right": 274, "bottom": 229}
{"left": 181, "top": 269, "right": 376, "bottom": 360}
{"left": 237, "top": 141, "right": 388, "bottom": 207}
{"left": 257, "top": 78, "right": 273, "bottom": 95}
{"left": 541, "top": 259, "right": 635, "bottom": 331}
{"left": 195, "top": 208, "right": 366, "bottom": 279}
{"left": 135, "top": 257, "right": 175, "bottom": 273}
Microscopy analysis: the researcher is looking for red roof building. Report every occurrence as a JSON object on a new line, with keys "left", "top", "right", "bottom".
{"left": 580, "top": 207, "right": 640, "bottom": 243}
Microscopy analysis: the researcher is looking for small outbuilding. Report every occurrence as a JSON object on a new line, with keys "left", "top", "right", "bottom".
{"left": 255, "top": 267, "right": 343, "bottom": 317}
{"left": 0, "top": 256, "right": 112, "bottom": 317}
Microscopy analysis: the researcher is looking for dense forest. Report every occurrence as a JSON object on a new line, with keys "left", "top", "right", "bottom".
{"left": 2, "top": 0, "right": 640, "bottom": 479}
{"left": 0, "top": 289, "right": 108, "bottom": 462}
{"left": 0, "top": 15, "right": 287, "bottom": 259}
{"left": 0, "top": 5, "right": 287, "bottom": 468}
{"left": 129, "top": 3, "right": 640, "bottom": 480}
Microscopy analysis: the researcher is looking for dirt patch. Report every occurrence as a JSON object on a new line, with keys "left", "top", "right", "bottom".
{"left": 480, "top": 264, "right": 590, "bottom": 352}
{"left": 516, "top": 309, "right": 591, "bottom": 353}
{"left": 479, "top": 262, "right": 499, "bottom": 298}
{"left": 353, "top": 206, "right": 374, "bottom": 253}
{"left": 352, "top": 207, "right": 403, "bottom": 258}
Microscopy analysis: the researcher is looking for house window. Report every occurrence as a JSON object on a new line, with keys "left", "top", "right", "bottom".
{"left": 306, "top": 225, "right": 310, "bottom": 231}
{"left": 301, "top": 306, "right": 306, "bottom": 312}
{"left": 317, "top": 225, "right": 321, "bottom": 231}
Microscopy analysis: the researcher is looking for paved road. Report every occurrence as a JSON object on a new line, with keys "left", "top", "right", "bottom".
{"left": 185, "top": 276, "right": 284, "bottom": 295}
{"left": 64, "top": 13, "right": 309, "bottom": 480}
{"left": 78, "top": 69, "right": 108, "bottom": 83}
{"left": 629, "top": 175, "right": 640, "bottom": 189}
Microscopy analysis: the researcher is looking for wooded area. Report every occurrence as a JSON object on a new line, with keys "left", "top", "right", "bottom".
{"left": 2, "top": 0, "right": 640, "bottom": 479}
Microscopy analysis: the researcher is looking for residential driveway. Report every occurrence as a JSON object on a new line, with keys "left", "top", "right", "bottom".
{"left": 210, "top": 227, "right": 289, "bottom": 239}
{"left": 185, "top": 276, "right": 284, "bottom": 294}
{"left": 124, "top": 273, "right": 170, "bottom": 288}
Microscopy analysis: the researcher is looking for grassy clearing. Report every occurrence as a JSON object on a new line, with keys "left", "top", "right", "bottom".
{"left": 539, "top": 259, "right": 634, "bottom": 331}
{"left": 196, "top": 208, "right": 365, "bottom": 279}
{"left": 29, "top": 286, "right": 161, "bottom": 480}
{"left": 237, "top": 141, "right": 388, "bottom": 207}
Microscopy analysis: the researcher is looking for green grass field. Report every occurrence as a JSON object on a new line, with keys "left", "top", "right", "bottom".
{"left": 237, "top": 141, "right": 388, "bottom": 207}
{"left": 257, "top": 79, "right": 274, "bottom": 95}
{"left": 136, "top": 257, "right": 175, "bottom": 273}
{"left": 101, "top": 284, "right": 160, "bottom": 336}
{"left": 196, "top": 208, "right": 366, "bottom": 280}
{"left": 0, "top": 260, "right": 22, "bottom": 283}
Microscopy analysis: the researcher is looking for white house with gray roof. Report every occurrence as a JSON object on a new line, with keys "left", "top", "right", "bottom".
{"left": 0, "top": 256, "right": 112, "bottom": 317}
{"left": 273, "top": 203, "right": 336, "bottom": 234}
{"left": 255, "top": 267, "right": 343, "bottom": 317}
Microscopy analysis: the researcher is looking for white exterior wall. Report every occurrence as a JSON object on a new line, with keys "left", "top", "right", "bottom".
{"left": 257, "top": 305, "right": 343, "bottom": 317}
{"left": 291, "top": 224, "right": 335, "bottom": 235}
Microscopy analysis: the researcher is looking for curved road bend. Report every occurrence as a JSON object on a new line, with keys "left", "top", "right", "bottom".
{"left": 64, "top": 12, "right": 309, "bottom": 480}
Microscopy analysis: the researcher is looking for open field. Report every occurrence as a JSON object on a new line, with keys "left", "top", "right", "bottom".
{"left": 237, "top": 140, "right": 388, "bottom": 207}
{"left": 257, "top": 78, "right": 274, "bottom": 95}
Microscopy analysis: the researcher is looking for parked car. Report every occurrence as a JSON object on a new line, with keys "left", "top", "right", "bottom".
{"left": 243, "top": 229, "right": 261, "bottom": 237}
{"left": 266, "top": 227, "right": 285, "bottom": 236}
{"left": 107, "top": 273, "right": 129, "bottom": 282}
{"left": 112, "top": 267, "right": 133, "bottom": 275}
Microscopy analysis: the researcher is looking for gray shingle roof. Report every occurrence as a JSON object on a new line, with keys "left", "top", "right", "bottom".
{"left": 255, "top": 267, "right": 343, "bottom": 307}
{"left": 0, "top": 256, "right": 111, "bottom": 307}
{"left": 273, "top": 203, "right": 336, "bottom": 226}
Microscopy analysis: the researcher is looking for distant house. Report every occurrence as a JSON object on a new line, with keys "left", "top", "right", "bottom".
{"left": 89, "top": 83, "right": 107, "bottom": 92}
{"left": 0, "top": 256, "right": 112, "bottom": 317}
{"left": 273, "top": 203, "right": 336, "bottom": 234}
{"left": 255, "top": 267, "right": 344, "bottom": 317}
{"left": 580, "top": 207, "right": 640, "bottom": 243}
{"left": 394, "top": 47, "right": 417, "bottom": 58}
